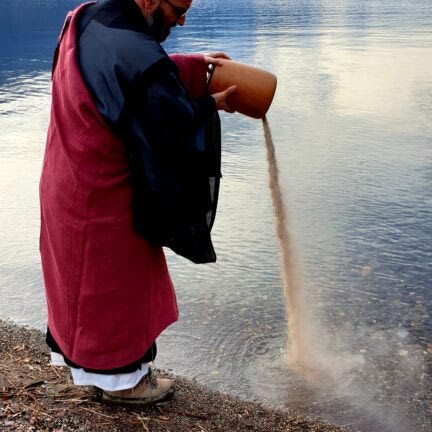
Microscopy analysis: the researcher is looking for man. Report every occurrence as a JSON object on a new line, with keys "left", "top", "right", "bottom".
{"left": 39, "top": 0, "right": 236, "bottom": 405}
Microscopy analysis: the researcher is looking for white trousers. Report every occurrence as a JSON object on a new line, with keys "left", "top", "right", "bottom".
{"left": 51, "top": 352, "right": 149, "bottom": 391}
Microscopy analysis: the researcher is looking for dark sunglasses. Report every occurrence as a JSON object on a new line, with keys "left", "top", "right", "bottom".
{"left": 164, "top": 0, "right": 188, "bottom": 19}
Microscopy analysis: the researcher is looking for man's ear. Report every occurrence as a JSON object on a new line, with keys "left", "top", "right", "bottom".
{"left": 135, "top": 0, "right": 161, "bottom": 18}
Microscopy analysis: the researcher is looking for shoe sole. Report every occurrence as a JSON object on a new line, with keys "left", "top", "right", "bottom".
{"left": 101, "top": 387, "right": 174, "bottom": 405}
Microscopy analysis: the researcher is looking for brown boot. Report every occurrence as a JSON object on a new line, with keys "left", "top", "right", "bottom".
{"left": 101, "top": 369, "right": 173, "bottom": 405}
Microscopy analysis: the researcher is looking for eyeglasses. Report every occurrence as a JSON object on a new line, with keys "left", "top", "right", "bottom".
{"left": 164, "top": 0, "right": 188, "bottom": 19}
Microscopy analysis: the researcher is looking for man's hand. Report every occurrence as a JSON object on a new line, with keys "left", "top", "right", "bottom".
{"left": 205, "top": 52, "right": 237, "bottom": 112}
{"left": 204, "top": 52, "right": 232, "bottom": 67}
{"left": 212, "top": 85, "right": 237, "bottom": 113}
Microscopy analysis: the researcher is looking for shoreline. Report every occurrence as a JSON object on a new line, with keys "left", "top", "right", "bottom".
{"left": 0, "top": 320, "right": 344, "bottom": 431}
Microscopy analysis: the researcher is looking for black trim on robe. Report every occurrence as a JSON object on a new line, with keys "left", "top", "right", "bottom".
{"left": 47, "top": 328, "right": 157, "bottom": 374}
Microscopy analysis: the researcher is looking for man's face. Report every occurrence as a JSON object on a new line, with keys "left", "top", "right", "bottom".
{"left": 147, "top": 0, "right": 192, "bottom": 42}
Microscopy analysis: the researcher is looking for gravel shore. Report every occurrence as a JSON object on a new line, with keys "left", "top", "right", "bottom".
{"left": 0, "top": 320, "right": 344, "bottom": 431}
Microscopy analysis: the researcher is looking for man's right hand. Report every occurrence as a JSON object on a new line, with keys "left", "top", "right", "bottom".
{"left": 212, "top": 85, "right": 237, "bottom": 113}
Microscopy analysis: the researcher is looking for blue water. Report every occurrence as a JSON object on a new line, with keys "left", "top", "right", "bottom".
{"left": 1, "top": 1, "right": 431, "bottom": 430}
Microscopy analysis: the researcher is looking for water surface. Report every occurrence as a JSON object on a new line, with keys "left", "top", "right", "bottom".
{"left": 1, "top": 1, "right": 431, "bottom": 430}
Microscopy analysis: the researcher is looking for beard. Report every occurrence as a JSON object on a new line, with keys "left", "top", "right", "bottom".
{"left": 146, "top": 7, "right": 171, "bottom": 42}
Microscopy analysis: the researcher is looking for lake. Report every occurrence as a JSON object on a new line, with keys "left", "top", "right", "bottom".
{"left": 0, "top": 0, "right": 431, "bottom": 430}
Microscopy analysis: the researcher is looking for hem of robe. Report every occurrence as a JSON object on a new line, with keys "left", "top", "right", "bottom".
{"left": 46, "top": 327, "right": 157, "bottom": 374}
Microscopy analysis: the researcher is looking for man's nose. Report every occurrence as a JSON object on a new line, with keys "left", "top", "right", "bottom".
{"left": 177, "top": 15, "right": 186, "bottom": 26}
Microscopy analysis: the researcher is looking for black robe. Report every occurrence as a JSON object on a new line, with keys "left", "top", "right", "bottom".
{"left": 77, "top": 0, "right": 221, "bottom": 263}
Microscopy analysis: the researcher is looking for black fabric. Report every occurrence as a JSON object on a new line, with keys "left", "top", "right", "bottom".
{"left": 125, "top": 80, "right": 221, "bottom": 263}
{"left": 76, "top": 0, "right": 221, "bottom": 263}
{"left": 46, "top": 328, "right": 157, "bottom": 374}
{"left": 77, "top": 0, "right": 168, "bottom": 126}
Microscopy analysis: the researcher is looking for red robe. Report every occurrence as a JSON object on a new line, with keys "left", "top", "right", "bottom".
{"left": 40, "top": 4, "right": 209, "bottom": 370}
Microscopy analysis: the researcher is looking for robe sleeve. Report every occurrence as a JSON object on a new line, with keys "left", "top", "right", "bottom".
{"left": 169, "top": 53, "right": 209, "bottom": 98}
{"left": 134, "top": 60, "right": 216, "bottom": 159}
{"left": 119, "top": 58, "right": 221, "bottom": 263}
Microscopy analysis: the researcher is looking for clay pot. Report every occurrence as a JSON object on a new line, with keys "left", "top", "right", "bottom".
{"left": 208, "top": 59, "right": 277, "bottom": 119}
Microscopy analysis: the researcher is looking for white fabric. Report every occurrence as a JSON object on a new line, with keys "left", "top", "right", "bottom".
{"left": 50, "top": 352, "right": 149, "bottom": 391}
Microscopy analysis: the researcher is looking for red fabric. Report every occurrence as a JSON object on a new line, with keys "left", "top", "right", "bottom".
{"left": 169, "top": 53, "right": 208, "bottom": 98}
{"left": 39, "top": 4, "right": 183, "bottom": 370}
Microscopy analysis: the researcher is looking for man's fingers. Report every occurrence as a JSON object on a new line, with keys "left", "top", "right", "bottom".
{"left": 211, "top": 85, "right": 237, "bottom": 113}
{"left": 204, "top": 56, "right": 223, "bottom": 66}
{"left": 221, "top": 86, "right": 237, "bottom": 113}
{"left": 206, "top": 51, "right": 232, "bottom": 60}
{"left": 224, "top": 85, "right": 237, "bottom": 96}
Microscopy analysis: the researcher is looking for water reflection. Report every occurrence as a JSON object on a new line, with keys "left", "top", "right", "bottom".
{"left": 1, "top": 0, "right": 431, "bottom": 430}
